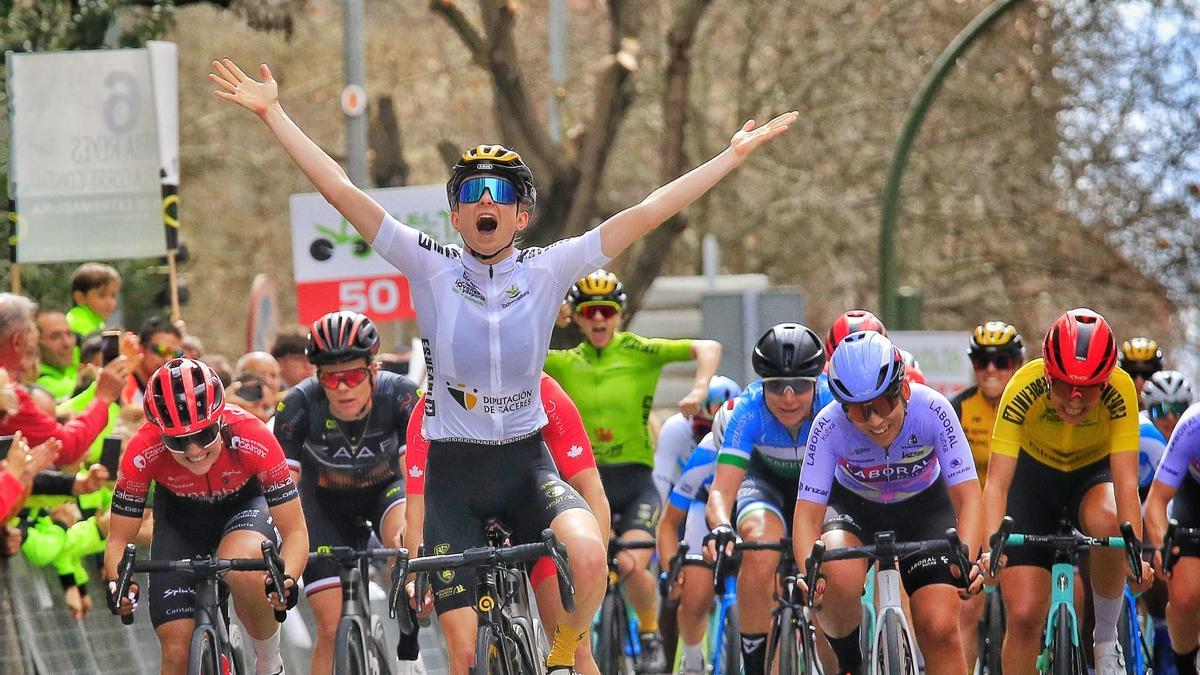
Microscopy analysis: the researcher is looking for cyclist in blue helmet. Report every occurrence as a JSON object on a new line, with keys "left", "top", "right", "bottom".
{"left": 796, "top": 331, "right": 984, "bottom": 675}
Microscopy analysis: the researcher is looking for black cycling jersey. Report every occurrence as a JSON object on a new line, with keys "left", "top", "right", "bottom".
{"left": 274, "top": 371, "right": 419, "bottom": 491}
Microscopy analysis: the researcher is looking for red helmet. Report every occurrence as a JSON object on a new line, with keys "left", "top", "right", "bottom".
{"left": 1042, "top": 308, "right": 1117, "bottom": 387}
{"left": 826, "top": 310, "right": 889, "bottom": 359}
{"left": 306, "top": 311, "right": 381, "bottom": 366}
{"left": 144, "top": 358, "right": 226, "bottom": 436}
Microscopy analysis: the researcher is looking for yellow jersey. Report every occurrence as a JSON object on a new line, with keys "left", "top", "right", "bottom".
{"left": 949, "top": 385, "right": 996, "bottom": 486}
{"left": 990, "top": 359, "right": 1139, "bottom": 472}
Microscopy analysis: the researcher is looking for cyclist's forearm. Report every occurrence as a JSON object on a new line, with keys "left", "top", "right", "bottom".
{"left": 948, "top": 480, "right": 984, "bottom": 556}
{"left": 689, "top": 340, "right": 722, "bottom": 392}
{"left": 1143, "top": 486, "right": 1172, "bottom": 546}
{"left": 101, "top": 513, "right": 140, "bottom": 579}
{"left": 272, "top": 501, "right": 309, "bottom": 579}
{"left": 705, "top": 489, "right": 733, "bottom": 528}
{"left": 792, "top": 500, "right": 825, "bottom": 570}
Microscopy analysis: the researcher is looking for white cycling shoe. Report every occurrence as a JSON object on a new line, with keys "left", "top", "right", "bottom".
{"left": 395, "top": 654, "right": 428, "bottom": 674}
{"left": 1094, "top": 639, "right": 1126, "bottom": 675}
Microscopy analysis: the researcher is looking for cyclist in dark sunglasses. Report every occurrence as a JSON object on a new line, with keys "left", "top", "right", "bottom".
{"left": 1138, "top": 370, "right": 1194, "bottom": 495}
{"left": 1118, "top": 336, "right": 1165, "bottom": 401}
{"left": 272, "top": 310, "right": 423, "bottom": 673}
{"left": 546, "top": 268, "right": 723, "bottom": 672}
{"left": 103, "top": 358, "right": 308, "bottom": 675}
{"left": 949, "top": 320, "right": 1025, "bottom": 668}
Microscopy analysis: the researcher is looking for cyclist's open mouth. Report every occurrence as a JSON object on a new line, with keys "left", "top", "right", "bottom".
{"left": 476, "top": 213, "right": 498, "bottom": 235}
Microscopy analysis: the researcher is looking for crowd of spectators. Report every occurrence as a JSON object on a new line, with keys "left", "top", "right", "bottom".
{"left": 0, "top": 261, "right": 403, "bottom": 621}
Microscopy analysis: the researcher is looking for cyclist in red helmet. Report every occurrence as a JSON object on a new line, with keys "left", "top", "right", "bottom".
{"left": 273, "top": 310, "right": 421, "bottom": 675}
{"left": 980, "top": 309, "right": 1152, "bottom": 674}
{"left": 103, "top": 358, "right": 308, "bottom": 675}
{"left": 824, "top": 308, "right": 888, "bottom": 360}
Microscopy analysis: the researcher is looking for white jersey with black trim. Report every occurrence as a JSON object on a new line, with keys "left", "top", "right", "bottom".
{"left": 373, "top": 213, "right": 610, "bottom": 443}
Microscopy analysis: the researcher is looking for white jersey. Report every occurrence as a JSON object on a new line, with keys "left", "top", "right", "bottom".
{"left": 652, "top": 412, "right": 698, "bottom": 503}
{"left": 373, "top": 214, "right": 609, "bottom": 443}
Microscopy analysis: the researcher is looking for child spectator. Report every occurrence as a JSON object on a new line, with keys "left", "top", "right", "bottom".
{"left": 66, "top": 263, "right": 120, "bottom": 339}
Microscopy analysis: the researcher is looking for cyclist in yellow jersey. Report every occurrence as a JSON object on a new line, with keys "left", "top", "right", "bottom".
{"left": 980, "top": 308, "right": 1152, "bottom": 675}
{"left": 1119, "top": 336, "right": 1164, "bottom": 402}
{"left": 950, "top": 321, "right": 1025, "bottom": 669}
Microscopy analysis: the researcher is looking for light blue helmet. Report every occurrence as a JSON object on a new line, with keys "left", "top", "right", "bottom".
{"left": 828, "top": 331, "right": 905, "bottom": 404}
{"left": 706, "top": 375, "right": 742, "bottom": 409}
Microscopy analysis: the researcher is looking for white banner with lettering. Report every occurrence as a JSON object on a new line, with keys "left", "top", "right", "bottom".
{"left": 7, "top": 48, "right": 167, "bottom": 262}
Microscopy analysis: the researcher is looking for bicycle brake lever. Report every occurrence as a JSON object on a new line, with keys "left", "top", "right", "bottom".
{"left": 803, "top": 540, "right": 825, "bottom": 608}
{"left": 945, "top": 528, "right": 971, "bottom": 586}
{"left": 1120, "top": 521, "right": 1143, "bottom": 585}
{"left": 988, "top": 517, "right": 1014, "bottom": 578}
{"left": 542, "top": 529, "right": 576, "bottom": 613}
{"left": 117, "top": 543, "right": 137, "bottom": 625}
{"left": 261, "top": 540, "right": 288, "bottom": 623}
{"left": 413, "top": 544, "right": 431, "bottom": 627}
{"left": 1164, "top": 520, "right": 1179, "bottom": 576}
{"left": 390, "top": 549, "right": 415, "bottom": 635}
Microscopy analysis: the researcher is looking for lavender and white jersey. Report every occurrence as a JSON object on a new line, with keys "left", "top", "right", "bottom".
{"left": 797, "top": 383, "right": 977, "bottom": 505}
{"left": 1152, "top": 402, "right": 1200, "bottom": 489}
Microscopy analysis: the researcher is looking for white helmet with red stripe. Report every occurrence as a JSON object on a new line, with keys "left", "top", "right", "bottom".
{"left": 144, "top": 358, "right": 225, "bottom": 436}
{"left": 306, "top": 311, "right": 381, "bottom": 366}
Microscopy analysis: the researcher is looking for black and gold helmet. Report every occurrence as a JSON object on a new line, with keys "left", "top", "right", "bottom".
{"left": 567, "top": 269, "right": 626, "bottom": 308}
{"left": 1118, "top": 337, "right": 1163, "bottom": 374}
{"left": 969, "top": 321, "right": 1025, "bottom": 357}
{"left": 446, "top": 144, "right": 536, "bottom": 208}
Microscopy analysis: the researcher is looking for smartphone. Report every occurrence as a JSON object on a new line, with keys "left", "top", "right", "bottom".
{"left": 100, "top": 330, "right": 122, "bottom": 365}
{"left": 99, "top": 436, "right": 122, "bottom": 475}
{"left": 0, "top": 435, "right": 14, "bottom": 462}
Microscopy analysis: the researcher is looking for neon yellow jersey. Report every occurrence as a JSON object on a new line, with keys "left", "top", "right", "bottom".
{"left": 990, "top": 359, "right": 1139, "bottom": 472}
{"left": 544, "top": 332, "right": 693, "bottom": 467}
{"left": 949, "top": 385, "right": 996, "bottom": 487}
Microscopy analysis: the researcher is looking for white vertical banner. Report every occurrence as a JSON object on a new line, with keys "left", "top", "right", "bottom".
{"left": 147, "top": 41, "right": 180, "bottom": 248}
{"left": 7, "top": 48, "right": 165, "bottom": 262}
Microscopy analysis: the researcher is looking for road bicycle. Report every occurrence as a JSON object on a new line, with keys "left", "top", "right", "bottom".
{"left": 115, "top": 540, "right": 288, "bottom": 675}
{"left": 392, "top": 525, "right": 574, "bottom": 675}
{"left": 310, "top": 518, "right": 403, "bottom": 675}
{"left": 594, "top": 537, "right": 656, "bottom": 674}
{"left": 975, "top": 584, "right": 1005, "bottom": 675}
{"left": 818, "top": 528, "right": 972, "bottom": 675}
{"left": 987, "top": 517, "right": 1143, "bottom": 675}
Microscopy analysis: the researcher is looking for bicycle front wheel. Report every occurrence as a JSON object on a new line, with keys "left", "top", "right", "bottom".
{"left": 187, "top": 627, "right": 221, "bottom": 675}
{"left": 473, "top": 624, "right": 506, "bottom": 675}
{"left": 596, "top": 593, "right": 632, "bottom": 675}
{"left": 1049, "top": 604, "right": 1085, "bottom": 675}
{"left": 799, "top": 609, "right": 825, "bottom": 675}
{"left": 979, "top": 589, "right": 1005, "bottom": 675}
{"left": 713, "top": 602, "right": 741, "bottom": 675}
{"left": 877, "top": 612, "right": 918, "bottom": 675}
{"left": 333, "top": 618, "right": 369, "bottom": 675}
{"left": 773, "top": 605, "right": 799, "bottom": 675}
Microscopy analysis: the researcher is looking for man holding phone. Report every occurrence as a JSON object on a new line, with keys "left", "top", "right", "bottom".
{"left": 0, "top": 294, "right": 129, "bottom": 466}
{"left": 35, "top": 310, "right": 80, "bottom": 401}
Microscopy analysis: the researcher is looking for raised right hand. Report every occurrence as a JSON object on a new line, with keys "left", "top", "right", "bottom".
{"left": 210, "top": 59, "right": 279, "bottom": 118}
{"left": 94, "top": 356, "right": 131, "bottom": 405}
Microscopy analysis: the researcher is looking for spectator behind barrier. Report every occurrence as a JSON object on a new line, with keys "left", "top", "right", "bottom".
{"left": 181, "top": 334, "right": 204, "bottom": 360}
{"left": 35, "top": 310, "right": 78, "bottom": 402}
{"left": 124, "top": 317, "right": 183, "bottom": 406}
{"left": 0, "top": 293, "right": 129, "bottom": 466}
{"left": 66, "top": 262, "right": 120, "bottom": 339}
{"left": 271, "top": 326, "right": 314, "bottom": 389}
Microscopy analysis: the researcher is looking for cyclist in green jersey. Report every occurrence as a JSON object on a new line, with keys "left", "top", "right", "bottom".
{"left": 545, "top": 269, "right": 721, "bottom": 672}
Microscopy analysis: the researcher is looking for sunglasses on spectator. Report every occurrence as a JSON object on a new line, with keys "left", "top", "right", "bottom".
{"left": 457, "top": 176, "right": 518, "bottom": 205}
{"left": 574, "top": 302, "right": 621, "bottom": 321}
{"left": 147, "top": 342, "right": 183, "bottom": 358}
{"left": 970, "top": 353, "right": 1017, "bottom": 371}
{"left": 1149, "top": 401, "right": 1189, "bottom": 420}
{"left": 162, "top": 424, "right": 222, "bottom": 454}
{"left": 318, "top": 367, "right": 371, "bottom": 390}
{"left": 843, "top": 392, "right": 903, "bottom": 424}
{"left": 1047, "top": 377, "right": 1104, "bottom": 404}
{"left": 762, "top": 377, "right": 816, "bottom": 397}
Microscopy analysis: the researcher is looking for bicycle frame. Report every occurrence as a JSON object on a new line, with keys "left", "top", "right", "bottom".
{"left": 871, "top": 544, "right": 920, "bottom": 674}
{"left": 709, "top": 572, "right": 738, "bottom": 675}
{"left": 1037, "top": 555, "right": 1082, "bottom": 671}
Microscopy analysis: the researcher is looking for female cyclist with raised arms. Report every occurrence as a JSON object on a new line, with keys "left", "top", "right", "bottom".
{"left": 793, "top": 331, "right": 984, "bottom": 675}
{"left": 103, "top": 358, "right": 309, "bottom": 675}
{"left": 980, "top": 309, "right": 1153, "bottom": 675}
{"left": 210, "top": 57, "right": 796, "bottom": 674}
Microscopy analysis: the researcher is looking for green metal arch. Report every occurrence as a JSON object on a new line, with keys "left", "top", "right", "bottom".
{"left": 878, "top": 0, "right": 1030, "bottom": 324}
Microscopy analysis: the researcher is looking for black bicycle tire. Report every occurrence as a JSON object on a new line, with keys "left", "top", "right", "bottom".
{"left": 720, "top": 603, "right": 742, "bottom": 675}
{"left": 800, "top": 609, "right": 824, "bottom": 675}
{"left": 333, "top": 618, "right": 369, "bottom": 675}
{"left": 981, "top": 590, "right": 1005, "bottom": 675}
{"left": 1050, "top": 604, "right": 1084, "bottom": 675}
{"left": 510, "top": 618, "right": 541, "bottom": 675}
{"left": 472, "top": 623, "right": 503, "bottom": 675}
{"left": 880, "top": 611, "right": 913, "bottom": 675}
{"left": 595, "top": 593, "right": 618, "bottom": 674}
{"left": 187, "top": 627, "right": 220, "bottom": 675}
{"left": 776, "top": 605, "right": 799, "bottom": 675}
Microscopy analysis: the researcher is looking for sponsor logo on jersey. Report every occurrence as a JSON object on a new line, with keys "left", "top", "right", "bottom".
{"left": 544, "top": 484, "right": 567, "bottom": 498}
{"left": 434, "top": 543, "right": 451, "bottom": 555}
{"left": 452, "top": 275, "right": 485, "bottom": 306}
{"left": 422, "top": 340, "right": 436, "bottom": 416}
{"left": 418, "top": 233, "right": 461, "bottom": 259}
{"left": 447, "top": 383, "right": 480, "bottom": 410}
{"left": 408, "top": 465, "right": 424, "bottom": 478}
{"left": 133, "top": 454, "right": 147, "bottom": 470}
{"left": 1001, "top": 377, "right": 1048, "bottom": 425}
{"left": 480, "top": 389, "right": 533, "bottom": 414}
{"left": 597, "top": 427, "right": 614, "bottom": 442}
{"left": 567, "top": 444, "right": 584, "bottom": 458}
{"left": 908, "top": 434, "right": 918, "bottom": 445}
{"left": 843, "top": 454, "right": 936, "bottom": 483}
{"left": 501, "top": 284, "right": 530, "bottom": 308}
{"left": 1102, "top": 385, "right": 1128, "bottom": 420}
{"left": 929, "top": 400, "right": 961, "bottom": 449}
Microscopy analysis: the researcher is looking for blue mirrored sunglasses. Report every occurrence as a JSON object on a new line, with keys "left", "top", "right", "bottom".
{"left": 457, "top": 176, "right": 518, "bottom": 205}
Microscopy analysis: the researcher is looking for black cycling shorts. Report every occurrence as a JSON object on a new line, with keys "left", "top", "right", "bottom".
{"left": 598, "top": 464, "right": 661, "bottom": 537}
{"left": 147, "top": 494, "right": 278, "bottom": 628}
{"left": 300, "top": 476, "right": 407, "bottom": 595}
{"left": 1169, "top": 477, "right": 1200, "bottom": 558}
{"left": 823, "top": 480, "right": 960, "bottom": 596}
{"left": 734, "top": 470, "right": 797, "bottom": 532}
{"left": 423, "top": 434, "right": 588, "bottom": 613}
{"left": 1004, "top": 454, "right": 1112, "bottom": 569}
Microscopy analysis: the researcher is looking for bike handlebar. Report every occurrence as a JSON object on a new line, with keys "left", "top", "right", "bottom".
{"left": 987, "top": 516, "right": 1142, "bottom": 583}
{"left": 1162, "top": 519, "right": 1200, "bottom": 576}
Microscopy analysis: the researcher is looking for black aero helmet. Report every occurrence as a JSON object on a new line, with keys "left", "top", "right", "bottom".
{"left": 446, "top": 144, "right": 536, "bottom": 208}
{"left": 752, "top": 323, "right": 826, "bottom": 378}
{"left": 306, "top": 311, "right": 381, "bottom": 366}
